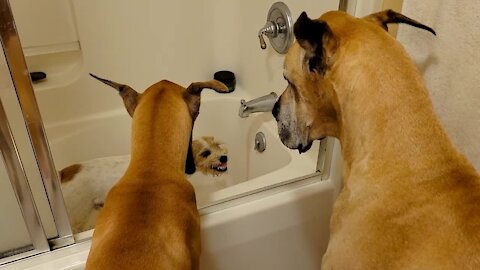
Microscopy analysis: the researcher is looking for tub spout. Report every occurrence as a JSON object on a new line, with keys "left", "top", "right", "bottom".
{"left": 239, "top": 92, "right": 278, "bottom": 118}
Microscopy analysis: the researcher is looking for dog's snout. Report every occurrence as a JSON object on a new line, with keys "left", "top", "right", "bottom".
{"left": 220, "top": 155, "right": 228, "bottom": 163}
{"left": 272, "top": 101, "right": 280, "bottom": 119}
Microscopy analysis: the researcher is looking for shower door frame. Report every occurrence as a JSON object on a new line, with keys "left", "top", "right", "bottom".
{"left": 0, "top": 0, "right": 74, "bottom": 256}
{"left": 0, "top": 99, "right": 49, "bottom": 264}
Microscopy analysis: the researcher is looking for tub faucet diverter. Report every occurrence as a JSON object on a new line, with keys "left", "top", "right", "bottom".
{"left": 239, "top": 92, "right": 278, "bottom": 118}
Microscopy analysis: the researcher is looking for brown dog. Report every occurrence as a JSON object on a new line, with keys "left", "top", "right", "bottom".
{"left": 84, "top": 74, "right": 227, "bottom": 269}
{"left": 272, "top": 10, "right": 480, "bottom": 269}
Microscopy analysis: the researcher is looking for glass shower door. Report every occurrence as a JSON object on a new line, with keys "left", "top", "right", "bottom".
{"left": 0, "top": 94, "right": 49, "bottom": 262}
{"left": 0, "top": 166, "right": 32, "bottom": 257}
{"left": 0, "top": 0, "right": 75, "bottom": 264}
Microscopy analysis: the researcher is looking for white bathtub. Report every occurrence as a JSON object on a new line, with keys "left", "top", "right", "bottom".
{"left": 49, "top": 89, "right": 320, "bottom": 206}
{"left": 4, "top": 170, "right": 341, "bottom": 270}
{"left": 3, "top": 86, "right": 343, "bottom": 269}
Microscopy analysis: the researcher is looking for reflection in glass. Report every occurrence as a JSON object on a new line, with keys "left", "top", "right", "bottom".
{"left": 0, "top": 155, "right": 33, "bottom": 257}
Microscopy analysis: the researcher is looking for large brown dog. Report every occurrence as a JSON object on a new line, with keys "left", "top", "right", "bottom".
{"left": 84, "top": 74, "right": 227, "bottom": 269}
{"left": 272, "top": 10, "right": 480, "bottom": 269}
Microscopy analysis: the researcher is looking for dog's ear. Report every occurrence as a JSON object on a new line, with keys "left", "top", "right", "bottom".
{"left": 90, "top": 73, "right": 139, "bottom": 117}
{"left": 185, "top": 132, "right": 196, "bottom": 175}
{"left": 186, "top": 80, "right": 228, "bottom": 95}
{"left": 184, "top": 80, "right": 228, "bottom": 121}
{"left": 202, "top": 136, "right": 215, "bottom": 144}
{"left": 294, "top": 12, "right": 338, "bottom": 74}
{"left": 364, "top": 9, "right": 436, "bottom": 35}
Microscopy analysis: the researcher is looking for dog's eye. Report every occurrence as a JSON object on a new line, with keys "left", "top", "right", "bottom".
{"left": 200, "top": 150, "right": 211, "bottom": 158}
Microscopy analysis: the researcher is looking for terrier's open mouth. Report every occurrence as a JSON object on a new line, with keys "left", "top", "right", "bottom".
{"left": 211, "top": 162, "right": 228, "bottom": 172}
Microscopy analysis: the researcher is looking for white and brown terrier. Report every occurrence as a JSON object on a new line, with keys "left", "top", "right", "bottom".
{"left": 191, "top": 136, "right": 228, "bottom": 176}
{"left": 60, "top": 136, "right": 228, "bottom": 233}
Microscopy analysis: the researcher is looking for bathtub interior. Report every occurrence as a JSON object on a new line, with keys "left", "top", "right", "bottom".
{"left": 192, "top": 92, "right": 293, "bottom": 182}
{"left": 49, "top": 90, "right": 319, "bottom": 214}
{"left": 26, "top": 0, "right": 330, "bottom": 205}
{"left": 188, "top": 92, "right": 319, "bottom": 205}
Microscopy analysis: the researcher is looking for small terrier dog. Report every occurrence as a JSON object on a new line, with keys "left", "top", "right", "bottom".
{"left": 192, "top": 136, "right": 228, "bottom": 176}
{"left": 60, "top": 136, "right": 228, "bottom": 233}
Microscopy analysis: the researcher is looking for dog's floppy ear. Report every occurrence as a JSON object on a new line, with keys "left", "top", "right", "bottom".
{"left": 186, "top": 80, "right": 229, "bottom": 95}
{"left": 364, "top": 9, "right": 436, "bottom": 35}
{"left": 184, "top": 80, "right": 228, "bottom": 121}
{"left": 294, "top": 12, "right": 338, "bottom": 74}
{"left": 90, "top": 73, "right": 139, "bottom": 117}
{"left": 185, "top": 132, "right": 196, "bottom": 175}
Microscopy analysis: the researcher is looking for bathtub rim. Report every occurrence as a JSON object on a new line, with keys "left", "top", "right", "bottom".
{"left": 69, "top": 170, "right": 329, "bottom": 242}
{"left": 68, "top": 135, "right": 336, "bottom": 242}
{"left": 1, "top": 172, "right": 339, "bottom": 270}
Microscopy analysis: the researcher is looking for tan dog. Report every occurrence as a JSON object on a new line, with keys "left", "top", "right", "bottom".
{"left": 84, "top": 74, "right": 227, "bottom": 270}
{"left": 272, "top": 10, "right": 480, "bottom": 269}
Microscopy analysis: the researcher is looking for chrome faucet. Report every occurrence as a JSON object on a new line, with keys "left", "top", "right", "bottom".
{"left": 238, "top": 92, "right": 278, "bottom": 118}
{"left": 257, "top": 2, "right": 293, "bottom": 54}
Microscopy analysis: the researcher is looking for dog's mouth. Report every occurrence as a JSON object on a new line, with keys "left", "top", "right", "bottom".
{"left": 211, "top": 162, "right": 228, "bottom": 172}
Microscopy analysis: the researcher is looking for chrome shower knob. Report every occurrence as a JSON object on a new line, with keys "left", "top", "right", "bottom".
{"left": 257, "top": 2, "right": 293, "bottom": 54}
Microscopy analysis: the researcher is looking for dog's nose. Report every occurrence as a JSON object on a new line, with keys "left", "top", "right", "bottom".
{"left": 220, "top": 155, "right": 228, "bottom": 163}
{"left": 272, "top": 100, "right": 280, "bottom": 119}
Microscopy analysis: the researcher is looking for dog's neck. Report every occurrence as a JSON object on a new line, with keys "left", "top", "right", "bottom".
{"left": 128, "top": 89, "right": 192, "bottom": 177}
{"left": 333, "top": 45, "right": 465, "bottom": 184}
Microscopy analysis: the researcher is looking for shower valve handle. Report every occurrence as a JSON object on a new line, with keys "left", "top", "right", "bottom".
{"left": 258, "top": 21, "right": 277, "bottom": 50}
{"left": 258, "top": 34, "right": 267, "bottom": 50}
{"left": 257, "top": 2, "right": 293, "bottom": 54}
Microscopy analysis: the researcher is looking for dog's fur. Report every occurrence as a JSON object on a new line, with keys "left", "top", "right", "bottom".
{"left": 60, "top": 137, "right": 228, "bottom": 233}
{"left": 84, "top": 74, "right": 227, "bottom": 270}
{"left": 272, "top": 10, "right": 480, "bottom": 269}
{"left": 61, "top": 155, "right": 128, "bottom": 233}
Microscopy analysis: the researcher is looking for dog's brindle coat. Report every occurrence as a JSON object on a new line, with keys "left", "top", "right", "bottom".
{"left": 273, "top": 10, "right": 480, "bottom": 269}
{"left": 84, "top": 75, "right": 227, "bottom": 270}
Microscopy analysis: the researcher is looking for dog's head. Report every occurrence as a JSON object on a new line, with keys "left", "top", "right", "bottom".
{"left": 89, "top": 74, "right": 228, "bottom": 174}
{"left": 192, "top": 136, "right": 228, "bottom": 176}
{"left": 272, "top": 10, "right": 435, "bottom": 153}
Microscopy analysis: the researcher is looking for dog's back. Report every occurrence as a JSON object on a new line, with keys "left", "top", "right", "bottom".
{"left": 88, "top": 170, "right": 199, "bottom": 269}
{"left": 60, "top": 155, "right": 129, "bottom": 233}
{"left": 324, "top": 157, "right": 480, "bottom": 269}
